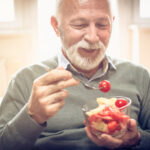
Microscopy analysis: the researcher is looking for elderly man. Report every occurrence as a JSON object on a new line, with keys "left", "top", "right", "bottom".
{"left": 0, "top": 0, "right": 149, "bottom": 149}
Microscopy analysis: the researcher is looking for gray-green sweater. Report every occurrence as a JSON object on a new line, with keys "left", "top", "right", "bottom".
{"left": 0, "top": 56, "right": 150, "bottom": 150}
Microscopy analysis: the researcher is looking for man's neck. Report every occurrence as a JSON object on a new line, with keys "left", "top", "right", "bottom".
{"left": 72, "top": 64, "right": 100, "bottom": 78}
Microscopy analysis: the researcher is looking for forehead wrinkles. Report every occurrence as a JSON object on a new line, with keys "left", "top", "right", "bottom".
{"left": 58, "top": 0, "right": 111, "bottom": 20}
{"left": 79, "top": 0, "right": 111, "bottom": 15}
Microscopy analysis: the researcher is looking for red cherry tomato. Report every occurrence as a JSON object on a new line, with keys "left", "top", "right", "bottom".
{"left": 99, "top": 80, "right": 111, "bottom": 92}
{"left": 115, "top": 99, "right": 128, "bottom": 108}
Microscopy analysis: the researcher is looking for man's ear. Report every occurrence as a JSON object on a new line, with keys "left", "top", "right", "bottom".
{"left": 113, "top": 16, "right": 115, "bottom": 21}
{"left": 51, "top": 16, "right": 59, "bottom": 36}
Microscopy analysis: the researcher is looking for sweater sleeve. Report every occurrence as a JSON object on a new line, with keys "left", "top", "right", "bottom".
{"left": 135, "top": 68, "right": 150, "bottom": 150}
{"left": 0, "top": 72, "right": 45, "bottom": 150}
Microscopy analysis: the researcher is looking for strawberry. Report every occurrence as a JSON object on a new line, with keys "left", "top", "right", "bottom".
{"left": 98, "top": 106, "right": 112, "bottom": 116}
{"left": 107, "top": 121, "right": 119, "bottom": 133}
{"left": 110, "top": 111, "right": 124, "bottom": 121}
{"left": 89, "top": 114, "right": 100, "bottom": 122}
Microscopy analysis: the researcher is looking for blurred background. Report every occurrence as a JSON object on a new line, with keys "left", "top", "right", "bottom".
{"left": 0, "top": 0, "right": 150, "bottom": 97}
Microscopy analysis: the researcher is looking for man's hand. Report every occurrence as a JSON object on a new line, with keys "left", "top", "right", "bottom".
{"left": 27, "top": 67, "right": 79, "bottom": 124}
{"left": 85, "top": 119, "right": 141, "bottom": 149}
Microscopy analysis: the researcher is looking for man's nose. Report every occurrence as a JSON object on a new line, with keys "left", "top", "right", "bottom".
{"left": 84, "top": 25, "right": 99, "bottom": 44}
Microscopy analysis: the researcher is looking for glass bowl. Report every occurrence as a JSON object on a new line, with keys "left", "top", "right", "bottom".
{"left": 82, "top": 96, "right": 131, "bottom": 138}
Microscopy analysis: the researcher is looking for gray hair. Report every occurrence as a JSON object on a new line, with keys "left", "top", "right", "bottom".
{"left": 55, "top": 0, "right": 114, "bottom": 20}
{"left": 55, "top": 0, "right": 63, "bottom": 19}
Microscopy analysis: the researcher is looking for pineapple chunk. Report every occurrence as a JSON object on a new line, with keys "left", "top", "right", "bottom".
{"left": 97, "top": 97, "right": 117, "bottom": 108}
{"left": 91, "top": 121, "right": 108, "bottom": 133}
{"left": 86, "top": 105, "right": 105, "bottom": 116}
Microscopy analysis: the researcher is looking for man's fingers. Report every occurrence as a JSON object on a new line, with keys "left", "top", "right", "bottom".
{"left": 127, "top": 119, "right": 137, "bottom": 132}
{"left": 123, "top": 119, "right": 141, "bottom": 146}
{"left": 99, "top": 134, "right": 122, "bottom": 149}
{"left": 57, "top": 78, "right": 79, "bottom": 88}
{"left": 37, "top": 69, "right": 73, "bottom": 85}
{"left": 85, "top": 126, "right": 99, "bottom": 143}
{"left": 50, "top": 78, "right": 79, "bottom": 93}
{"left": 43, "top": 78, "right": 79, "bottom": 96}
{"left": 85, "top": 126, "right": 122, "bottom": 149}
{"left": 42, "top": 90, "right": 69, "bottom": 105}
{"left": 46, "top": 100, "right": 65, "bottom": 116}
{"left": 35, "top": 77, "right": 79, "bottom": 99}
{"left": 57, "top": 66, "right": 65, "bottom": 70}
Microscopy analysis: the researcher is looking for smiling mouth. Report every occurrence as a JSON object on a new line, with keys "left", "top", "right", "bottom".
{"left": 78, "top": 47, "right": 100, "bottom": 57}
{"left": 79, "top": 48, "right": 99, "bottom": 53}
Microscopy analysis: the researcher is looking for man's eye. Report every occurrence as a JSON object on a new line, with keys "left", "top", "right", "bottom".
{"left": 72, "top": 24, "right": 87, "bottom": 29}
{"left": 96, "top": 24, "right": 109, "bottom": 29}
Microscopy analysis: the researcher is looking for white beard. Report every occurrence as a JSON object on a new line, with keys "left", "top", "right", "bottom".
{"left": 63, "top": 40, "right": 106, "bottom": 71}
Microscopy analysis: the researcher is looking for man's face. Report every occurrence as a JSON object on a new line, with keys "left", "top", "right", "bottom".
{"left": 58, "top": 0, "right": 113, "bottom": 71}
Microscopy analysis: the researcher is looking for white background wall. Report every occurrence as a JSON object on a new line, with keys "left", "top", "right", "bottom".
{"left": 0, "top": 0, "right": 150, "bottom": 97}
{"left": 37, "top": 0, "right": 60, "bottom": 61}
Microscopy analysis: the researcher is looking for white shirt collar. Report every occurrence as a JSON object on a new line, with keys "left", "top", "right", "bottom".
{"left": 58, "top": 49, "right": 116, "bottom": 77}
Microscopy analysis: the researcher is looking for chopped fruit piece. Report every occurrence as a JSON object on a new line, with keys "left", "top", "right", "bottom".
{"left": 115, "top": 99, "right": 128, "bottom": 108}
{"left": 98, "top": 106, "right": 112, "bottom": 116}
{"left": 110, "top": 111, "right": 124, "bottom": 121}
{"left": 97, "top": 97, "right": 117, "bottom": 107}
{"left": 99, "top": 80, "right": 111, "bottom": 92}
{"left": 86, "top": 105, "right": 105, "bottom": 116}
{"left": 107, "top": 121, "right": 119, "bottom": 133}
{"left": 91, "top": 121, "right": 108, "bottom": 133}
{"left": 89, "top": 114, "right": 101, "bottom": 122}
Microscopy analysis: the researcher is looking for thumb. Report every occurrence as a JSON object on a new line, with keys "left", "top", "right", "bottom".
{"left": 127, "top": 119, "right": 137, "bottom": 132}
{"left": 57, "top": 66, "right": 65, "bottom": 70}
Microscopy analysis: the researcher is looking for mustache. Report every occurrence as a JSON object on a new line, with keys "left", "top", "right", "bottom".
{"left": 75, "top": 40, "right": 105, "bottom": 51}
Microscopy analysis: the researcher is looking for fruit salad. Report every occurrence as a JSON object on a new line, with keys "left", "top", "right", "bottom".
{"left": 85, "top": 97, "right": 131, "bottom": 138}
